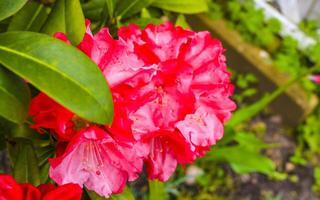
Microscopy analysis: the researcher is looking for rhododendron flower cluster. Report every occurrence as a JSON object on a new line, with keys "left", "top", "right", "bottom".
{"left": 0, "top": 175, "right": 82, "bottom": 200}
{"left": 28, "top": 20, "right": 236, "bottom": 198}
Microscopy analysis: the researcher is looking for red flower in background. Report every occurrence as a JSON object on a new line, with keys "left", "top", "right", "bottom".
{"left": 29, "top": 21, "right": 236, "bottom": 197}
{"left": 309, "top": 74, "right": 320, "bottom": 85}
{"left": 0, "top": 175, "right": 82, "bottom": 200}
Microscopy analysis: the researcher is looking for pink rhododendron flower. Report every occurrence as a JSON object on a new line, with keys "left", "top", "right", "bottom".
{"left": 309, "top": 74, "right": 320, "bottom": 85}
{"left": 49, "top": 126, "right": 146, "bottom": 197}
{"left": 29, "top": 20, "right": 235, "bottom": 197}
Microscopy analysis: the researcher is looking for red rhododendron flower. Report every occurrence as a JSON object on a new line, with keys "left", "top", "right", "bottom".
{"left": 29, "top": 20, "right": 235, "bottom": 197}
{"left": 0, "top": 175, "right": 82, "bottom": 200}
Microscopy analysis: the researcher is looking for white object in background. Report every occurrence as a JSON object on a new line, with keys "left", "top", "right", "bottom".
{"left": 277, "top": 0, "right": 301, "bottom": 23}
{"left": 277, "top": 0, "right": 320, "bottom": 22}
{"left": 254, "top": 0, "right": 316, "bottom": 49}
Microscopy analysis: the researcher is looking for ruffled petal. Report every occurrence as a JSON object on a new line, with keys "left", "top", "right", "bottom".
{"left": 49, "top": 126, "right": 144, "bottom": 198}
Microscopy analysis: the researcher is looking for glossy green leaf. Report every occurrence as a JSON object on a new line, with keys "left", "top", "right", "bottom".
{"left": 116, "top": 0, "right": 154, "bottom": 19}
{"left": 8, "top": 1, "right": 50, "bottom": 32}
{"left": 0, "top": 32, "right": 113, "bottom": 124}
{"left": 151, "top": 0, "right": 208, "bottom": 14}
{"left": 149, "top": 180, "right": 169, "bottom": 200}
{"left": 41, "top": 0, "right": 85, "bottom": 45}
{"left": 0, "top": 66, "right": 30, "bottom": 123}
{"left": 13, "top": 140, "right": 40, "bottom": 185}
{"left": 0, "top": 0, "right": 28, "bottom": 21}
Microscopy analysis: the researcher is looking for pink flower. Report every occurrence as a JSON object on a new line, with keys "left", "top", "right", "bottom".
{"left": 114, "top": 23, "right": 236, "bottom": 180}
{"left": 29, "top": 21, "right": 235, "bottom": 196}
{"left": 49, "top": 126, "right": 146, "bottom": 198}
{"left": 309, "top": 75, "right": 320, "bottom": 84}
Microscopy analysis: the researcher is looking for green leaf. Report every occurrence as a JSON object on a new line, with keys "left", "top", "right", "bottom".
{"left": 41, "top": 0, "right": 85, "bottom": 45}
{"left": 0, "top": 0, "right": 28, "bottom": 21}
{"left": 0, "top": 66, "right": 30, "bottom": 124}
{"left": 8, "top": 1, "right": 50, "bottom": 32}
{"left": 0, "top": 31, "right": 113, "bottom": 124}
{"left": 39, "top": 161, "right": 50, "bottom": 184}
{"left": 210, "top": 146, "right": 275, "bottom": 175}
{"left": 106, "top": 0, "right": 116, "bottom": 19}
{"left": 226, "top": 78, "right": 293, "bottom": 127}
{"left": 123, "top": 17, "right": 162, "bottom": 29}
{"left": 175, "top": 14, "right": 190, "bottom": 29}
{"left": 149, "top": 180, "right": 169, "bottom": 200}
{"left": 111, "top": 187, "right": 135, "bottom": 200}
{"left": 10, "top": 124, "right": 50, "bottom": 147}
{"left": 86, "top": 189, "right": 106, "bottom": 200}
{"left": 151, "top": 0, "right": 208, "bottom": 14}
{"left": 116, "top": 0, "right": 154, "bottom": 19}
{"left": 13, "top": 139, "right": 40, "bottom": 185}
{"left": 82, "top": 0, "right": 105, "bottom": 21}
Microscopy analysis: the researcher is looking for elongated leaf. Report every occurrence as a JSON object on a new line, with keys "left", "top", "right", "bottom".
{"left": 124, "top": 17, "right": 162, "bottom": 29}
{"left": 0, "top": 32, "right": 113, "bottom": 124}
{"left": 8, "top": 1, "right": 50, "bottom": 32}
{"left": 41, "top": 0, "right": 85, "bottom": 45}
{"left": 39, "top": 161, "right": 50, "bottom": 184}
{"left": 0, "top": 66, "right": 30, "bottom": 123}
{"left": 82, "top": 0, "right": 105, "bottom": 21}
{"left": 152, "top": 0, "right": 208, "bottom": 14}
{"left": 226, "top": 75, "right": 298, "bottom": 127}
{"left": 210, "top": 146, "right": 275, "bottom": 175}
{"left": 116, "top": 0, "right": 153, "bottom": 19}
{"left": 13, "top": 140, "right": 40, "bottom": 185}
{"left": 10, "top": 124, "right": 50, "bottom": 147}
{"left": 0, "top": 0, "right": 28, "bottom": 21}
{"left": 149, "top": 180, "right": 169, "bottom": 200}
{"left": 106, "top": 0, "right": 116, "bottom": 19}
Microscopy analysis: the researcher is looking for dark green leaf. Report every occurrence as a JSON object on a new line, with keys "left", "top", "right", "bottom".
{"left": 0, "top": 0, "right": 28, "bottom": 21}
{"left": 123, "top": 17, "right": 162, "bottom": 29}
{"left": 151, "top": 0, "right": 208, "bottom": 14}
{"left": 82, "top": 0, "right": 105, "bottom": 21}
{"left": 13, "top": 140, "right": 40, "bottom": 185}
{"left": 0, "top": 31, "right": 113, "bottom": 124}
{"left": 149, "top": 180, "right": 168, "bottom": 200}
{"left": 8, "top": 1, "right": 50, "bottom": 32}
{"left": 41, "top": 0, "right": 85, "bottom": 45}
{"left": 36, "top": 146, "right": 54, "bottom": 166}
{"left": 0, "top": 66, "right": 30, "bottom": 124}
{"left": 116, "top": 0, "right": 153, "bottom": 19}
{"left": 106, "top": 0, "right": 116, "bottom": 19}
{"left": 39, "top": 161, "right": 50, "bottom": 184}
{"left": 10, "top": 124, "right": 50, "bottom": 147}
